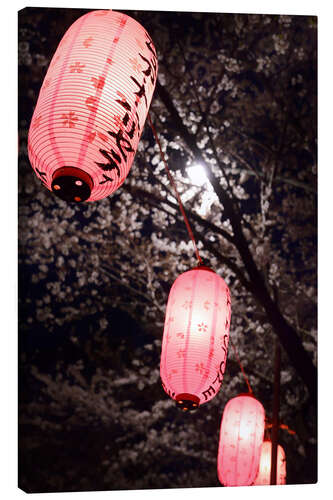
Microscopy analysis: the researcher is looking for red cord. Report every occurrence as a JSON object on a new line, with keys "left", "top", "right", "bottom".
{"left": 147, "top": 112, "right": 203, "bottom": 265}
{"left": 230, "top": 338, "right": 253, "bottom": 394}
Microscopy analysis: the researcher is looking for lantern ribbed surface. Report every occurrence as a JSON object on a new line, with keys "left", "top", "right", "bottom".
{"left": 160, "top": 267, "right": 231, "bottom": 409}
{"left": 217, "top": 394, "right": 265, "bottom": 486}
{"left": 254, "top": 440, "right": 286, "bottom": 486}
{"left": 28, "top": 9, "right": 157, "bottom": 202}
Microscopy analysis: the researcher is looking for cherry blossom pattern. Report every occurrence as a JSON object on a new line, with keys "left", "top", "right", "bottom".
{"left": 31, "top": 115, "right": 42, "bottom": 130}
{"left": 83, "top": 37, "right": 93, "bottom": 48}
{"left": 61, "top": 111, "right": 78, "bottom": 128}
{"left": 177, "top": 349, "right": 186, "bottom": 359}
{"left": 87, "top": 130, "right": 108, "bottom": 144}
{"left": 167, "top": 369, "right": 178, "bottom": 380}
{"left": 198, "top": 322, "right": 208, "bottom": 333}
{"left": 85, "top": 96, "right": 98, "bottom": 112}
{"left": 116, "top": 16, "right": 127, "bottom": 27}
{"left": 129, "top": 57, "right": 142, "bottom": 74}
{"left": 208, "top": 348, "right": 214, "bottom": 360}
{"left": 70, "top": 62, "right": 85, "bottom": 73}
{"left": 135, "top": 37, "right": 144, "bottom": 50}
{"left": 87, "top": 131, "right": 96, "bottom": 143}
{"left": 91, "top": 76, "right": 105, "bottom": 90}
{"left": 195, "top": 363, "right": 209, "bottom": 376}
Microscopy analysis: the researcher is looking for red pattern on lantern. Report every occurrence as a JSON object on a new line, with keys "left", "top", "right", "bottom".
{"left": 254, "top": 440, "right": 286, "bottom": 486}
{"left": 28, "top": 10, "right": 157, "bottom": 202}
{"left": 160, "top": 267, "right": 231, "bottom": 409}
{"left": 217, "top": 394, "right": 265, "bottom": 486}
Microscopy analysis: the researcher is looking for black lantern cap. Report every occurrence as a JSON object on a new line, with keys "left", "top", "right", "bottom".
{"left": 175, "top": 393, "right": 200, "bottom": 412}
{"left": 51, "top": 166, "right": 93, "bottom": 203}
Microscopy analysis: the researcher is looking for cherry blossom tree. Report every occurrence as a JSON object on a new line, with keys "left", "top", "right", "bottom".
{"left": 18, "top": 8, "right": 317, "bottom": 492}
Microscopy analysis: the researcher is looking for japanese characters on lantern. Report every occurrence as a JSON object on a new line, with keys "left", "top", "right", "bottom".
{"left": 254, "top": 440, "right": 287, "bottom": 486}
{"left": 28, "top": 9, "right": 157, "bottom": 202}
{"left": 217, "top": 394, "right": 265, "bottom": 486}
{"left": 160, "top": 266, "right": 231, "bottom": 411}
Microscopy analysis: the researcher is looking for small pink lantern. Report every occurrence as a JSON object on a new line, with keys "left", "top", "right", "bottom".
{"left": 160, "top": 266, "right": 231, "bottom": 411}
{"left": 217, "top": 394, "right": 265, "bottom": 486}
{"left": 254, "top": 440, "right": 286, "bottom": 486}
{"left": 28, "top": 9, "right": 157, "bottom": 202}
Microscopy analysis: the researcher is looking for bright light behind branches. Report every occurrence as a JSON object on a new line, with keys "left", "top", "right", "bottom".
{"left": 185, "top": 164, "right": 217, "bottom": 217}
{"left": 187, "top": 164, "right": 208, "bottom": 186}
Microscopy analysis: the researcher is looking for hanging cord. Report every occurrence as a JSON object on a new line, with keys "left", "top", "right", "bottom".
{"left": 147, "top": 112, "right": 203, "bottom": 265}
{"left": 229, "top": 338, "right": 253, "bottom": 394}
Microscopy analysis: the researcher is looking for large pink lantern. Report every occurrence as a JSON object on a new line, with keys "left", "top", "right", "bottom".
{"left": 217, "top": 394, "right": 265, "bottom": 486}
{"left": 160, "top": 266, "right": 231, "bottom": 411}
{"left": 254, "top": 440, "right": 286, "bottom": 486}
{"left": 28, "top": 9, "right": 157, "bottom": 202}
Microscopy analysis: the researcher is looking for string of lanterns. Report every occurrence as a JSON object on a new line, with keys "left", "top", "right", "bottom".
{"left": 26, "top": 8, "right": 293, "bottom": 487}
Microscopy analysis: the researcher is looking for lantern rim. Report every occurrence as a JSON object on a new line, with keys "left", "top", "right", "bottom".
{"left": 175, "top": 393, "right": 200, "bottom": 412}
{"left": 51, "top": 166, "right": 94, "bottom": 203}
{"left": 191, "top": 265, "right": 215, "bottom": 273}
{"left": 235, "top": 392, "right": 256, "bottom": 398}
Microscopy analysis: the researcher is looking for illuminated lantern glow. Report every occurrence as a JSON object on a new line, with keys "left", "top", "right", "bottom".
{"left": 160, "top": 266, "right": 231, "bottom": 411}
{"left": 28, "top": 9, "right": 157, "bottom": 202}
{"left": 217, "top": 394, "right": 265, "bottom": 486}
{"left": 254, "top": 440, "right": 286, "bottom": 486}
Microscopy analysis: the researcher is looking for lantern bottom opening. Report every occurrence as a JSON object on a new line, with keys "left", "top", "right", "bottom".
{"left": 51, "top": 166, "right": 93, "bottom": 203}
{"left": 175, "top": 393, "right": 200, "bottom": 412}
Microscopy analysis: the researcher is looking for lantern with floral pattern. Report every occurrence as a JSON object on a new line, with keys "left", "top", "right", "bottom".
{"left": 254, "top": 440, "right": 287, "bottom": 486}
{"left": 160, "top": 266, "right": 231, "bottom": 411}
{"left": 217, "top": 394, "right": 265, "bottom": 486}
{"left": 28, "top": 9, "right": 157, "bottom": 202}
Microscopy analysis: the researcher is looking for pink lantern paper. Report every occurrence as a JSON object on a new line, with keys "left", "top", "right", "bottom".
{"left": 160, "top": 266, "right": 231, "bottom": 411}
{"left": 217, "top": 394, "right": 265, "bottom": 486}
{"left": 254, "top": 440, "right": 286, "bottom": 486}
{"left": 28, "top": 9, "right": 157, "bottom": 202}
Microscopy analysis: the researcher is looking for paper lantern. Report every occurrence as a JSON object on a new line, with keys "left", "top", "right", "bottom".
{"left": 160, "top": 266, "right": 231, "bottom": 411}
{"left": 254, "top": 440, "right": 286, "bottom": 486}
{"left": 217, "top": 394, "right": 265, "bottom": 486}
{"left": 28, "top": 9, "right": 157, "bottom": 202}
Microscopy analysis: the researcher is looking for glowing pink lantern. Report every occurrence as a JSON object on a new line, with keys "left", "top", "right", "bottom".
{"left": 217, "top": 394, "right": 265, "bottom": 486}
{"left": 28, "top": 9, "right": 157, "bottom": 202}
{"left": 254, "top": 440, "right": 286, "bottom": 486}
{"left": 160, "top": 266, "right": 231, "bottom": 411}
